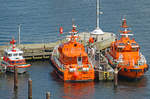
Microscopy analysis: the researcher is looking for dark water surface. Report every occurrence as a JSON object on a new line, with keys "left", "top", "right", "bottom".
{"left": 0, "top": 61, "right": 150, "bottom": 99}
{"left": 0, "top": 0, "right": 150, "bottom": 99}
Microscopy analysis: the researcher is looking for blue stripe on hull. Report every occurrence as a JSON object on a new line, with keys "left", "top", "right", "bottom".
{"left": 7, "top": 67, "right": 27, "bottom": 74}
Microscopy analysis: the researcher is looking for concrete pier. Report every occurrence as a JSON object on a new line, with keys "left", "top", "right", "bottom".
{"left": 0, "top": 32, "right": 115, "bottom": 60}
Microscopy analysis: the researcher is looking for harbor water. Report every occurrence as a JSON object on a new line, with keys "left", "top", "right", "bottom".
{"left": 0, "top": 0, "right": 150, "bottom": 99}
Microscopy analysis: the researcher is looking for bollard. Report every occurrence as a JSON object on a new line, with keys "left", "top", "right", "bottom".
{"left": 14, "top": 66, "right": 18, "bottom": 91}
{"left": 114, "top": 67, "right": 118, "bottom": 88}
{"left": 46, "top": 92, "right": 50, "bottom": 99}
{"left": 28, "top": 78, "right": 32, "bottom": 99}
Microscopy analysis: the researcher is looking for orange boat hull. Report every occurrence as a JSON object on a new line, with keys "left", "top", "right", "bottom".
{"left": 51, "top": 58, "right": 94, "bottom": 82}
{"left": 118, "top": 64, "right": 148, "bottom": 79}
{"left": 106, "top": 55, "right": 148, "bottom": 79}
{"left": 118, "top": 70, "right": 144, "bottom": 79}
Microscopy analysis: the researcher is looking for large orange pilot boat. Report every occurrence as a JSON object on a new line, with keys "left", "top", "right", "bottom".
{"left": 105, "top": 18, "right": 148, "bottom": 79}
{"left": 51, "top": 24, "right": 95, "bottom": 82}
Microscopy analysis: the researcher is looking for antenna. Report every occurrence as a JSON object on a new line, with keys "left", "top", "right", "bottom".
{"left": 91, "top": 0, "right": 104, "bottom": 35}
{"left": 72, "top": 18, "right": 75, "bottom": 26}
{"left": 96, "top": 0, "right": 103, "bottom": 29}
{"left": 18, "top": 24, "right": 21, "bottom": 45}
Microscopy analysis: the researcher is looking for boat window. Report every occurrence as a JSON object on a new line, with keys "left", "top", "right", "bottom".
{"left": 8, "top": 54, "right": 12, "bottom": 57}
{"left": 11, "top": 61, "right": 15, "bottom": 64}
{"left": 117, "top": 48, "right": 123, "bottom": 52}
{"left": 131, "top": 43, "right": 137, "bottom": 46}
{"left": 132, "top": 48, "right": 138, "bottom": 52}
{"left": 78, "top": 57, "right": 82, "bottom": 61}
{"left": 16, "top": 61, "right": 19, "bottom": 63}
{"left": 19, "top": 53, "right": 22, "bottom": 56}
{"left": 119, "top": 43, "right": 125, "bottom": 46}
{"left": 77, "top": 57, "right": 82, "bottom": 66}
{"left": 13, "top": 53, "right": 18, "bottom": 56}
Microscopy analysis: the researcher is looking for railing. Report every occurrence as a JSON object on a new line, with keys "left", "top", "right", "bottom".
{"left": 106, "top": 52, "right": 146, "bottom": 67}
{"left": 138, "top": 53, "right": 146, "bottom": 66}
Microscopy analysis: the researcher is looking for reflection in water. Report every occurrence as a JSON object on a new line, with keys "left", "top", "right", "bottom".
{"left": 112, "top": 76, "right": 149, "bottom": 99}
{"left": 0, "top": 61, "right": 149, "bottom": 99}
{"left": 0, "top": 72, "right": 30, "bottom": 99}
{"left": 117, "top": 76, "right": 148, "bottom": 92}
{"left": 51, "top": 70, "right": 95, "bottom": 99}
{"left": 119, "top": 76, "right": 148, "bottom": 88}
{"left": 63, "top": 82, "right": 94, "bottom": 99}
{"left": 12, "top": 90, "right": 18, "bottom": 99}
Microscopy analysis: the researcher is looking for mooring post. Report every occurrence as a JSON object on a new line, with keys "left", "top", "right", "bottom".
{"left": 28, "top": 78, "right": 32, "bottom": 99}
{"left": 14, "top": 65, "right": 18, "bottom": 91}
{"left": 114, "top": 67, "right": 118, "bottom": 88}
{"left": 46, "top": 92, "right": 50, "bottom": 99}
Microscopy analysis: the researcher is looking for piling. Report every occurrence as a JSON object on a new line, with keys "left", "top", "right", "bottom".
{"left": 28, "top": 78, "right": 32, "bottom": 99}
{"left": 114, "top": 67, "right": 118, "bottom": 88}
{"left": 14, "top": 66, "right": 18, "bottom": 91}
{"left": 46, "top": 92, "right": 50, "bottom": 99}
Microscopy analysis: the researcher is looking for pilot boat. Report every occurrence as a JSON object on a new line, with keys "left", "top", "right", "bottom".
{"left": 105, "top": 18, "right": 148, "bottom": 79}
{"left": 51, "top": 24, "right": 95, "bottom": 82}
{"left": 1, "top": 39, "right": 31, "bottom": 73}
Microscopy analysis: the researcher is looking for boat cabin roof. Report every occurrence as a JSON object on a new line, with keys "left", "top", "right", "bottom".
{"left": 5, "top": 48, "right": 23, "bottom": 54}
{"left": 4, "top": 47, "right": 24, "bottom": 60}
{"left": 59, "top": 41, "right": 87, "bottom": 57}
{"left": 114, "top": 38, "right": 139, "bottom": 49}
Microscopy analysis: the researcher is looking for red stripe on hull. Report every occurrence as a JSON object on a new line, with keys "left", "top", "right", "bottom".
{"left": 7, "top": 64, "right": 31, "bottom": 68}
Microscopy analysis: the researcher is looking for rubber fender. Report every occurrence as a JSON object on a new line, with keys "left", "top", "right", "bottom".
{"left": 144, "top": 68, "right": 147, "bottom": 72}
{"left": 147, "top": 64, "right": 149, "bottom": 70}
{"left": 124, "top": 68, "right": 128, "bottom": 72}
